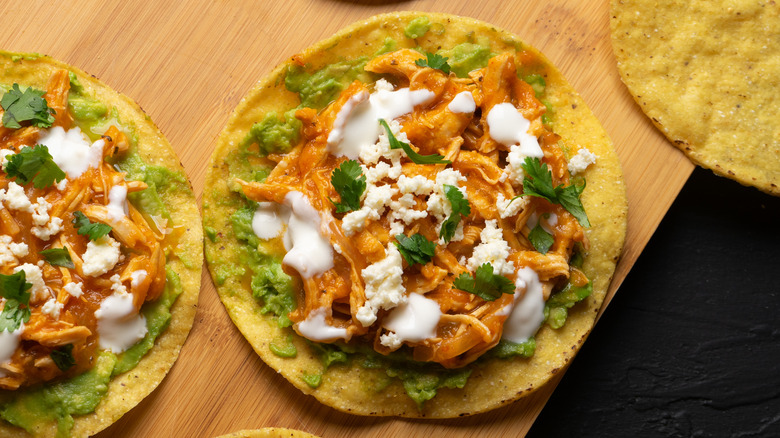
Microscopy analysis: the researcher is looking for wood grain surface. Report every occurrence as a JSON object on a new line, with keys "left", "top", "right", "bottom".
{"left": 0, "top": 1, "right": 693, "bottom": 437}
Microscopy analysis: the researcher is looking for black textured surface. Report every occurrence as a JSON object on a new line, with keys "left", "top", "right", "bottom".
{"left": 528, "top": 167, "right": 780, "bottom": 438}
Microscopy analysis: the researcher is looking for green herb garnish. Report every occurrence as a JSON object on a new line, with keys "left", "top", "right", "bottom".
{"left": 51, "top": 344, "right": 76, "bottom": 371}
{"left": 414, "top": 52, "right": 451, "bottom": 75}
{"left": 330, "top": 159, "right": 366, "bottom": 213}
{"left": 528, "top": 220, "right": 554, "bottom": 254}
{"left": 4, "top": 145, "right": 66, "bottom": 189}
{"left": 0, "top": 271, "right": 32, "bottom": 333}
{"left": 395, "top": 233, "right": 436, "bottom": 266}
{"left": 520, "top": 157, "right": 589, "bottom": 227}
{"left": 40, "top": 247, "right": 75, "bottom": 268}
{"left": 72, "top": 211, "right": 112, "bottom": 241}
{"left": 439, "top": 184, "right": 471, "bottom": 242}
{"left": 379, "top": 119, "right": 450, "bottom": 165}
{"left": 1, "top": 84, "right": 55, "bottom": 129}
{"left": 452, "top": 263, "right": 514, "bottom": 301}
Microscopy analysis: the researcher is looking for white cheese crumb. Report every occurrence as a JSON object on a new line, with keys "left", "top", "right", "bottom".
{"left": 110, "top": 274, "right": 128, "bottom": 294}
{"left": 341, "top": 208, "right": 370, "bottom": 236}
{"left": 2, "top": 182, "right": 33, "bottom": 212}
{"left": 82, "top": 235, "right": 121, "bottom": 277}
{"left": 389, "top": 193, "right": 428, "bottom": 225}
{"left": 374, "top": 78, "right": 394, "bottom": 92}
{"left": 0, "top": 235, "right": 28, "bottom": 265}
{"left": 31, "top": 217, "right": 63, "bottom": 241}
{"left": 358, "top": 119, "right": 405, "bottom": 166}
{"left": 496, "top": 193, "right": 529, "bottom": 219}
{"left": 13, "top": 263, "right": 50, "bottom": 303}
{"left": 0, "top": 149, "right": 14, "bottom": 169}
{"left": 466, "top": 220, "right": 515, "bottom": 276}
{"left": 41, "top": 298, "right": 64, "bottom": 320}
{"left": 396, "top": 174, "right": 435, "bottom": 196}
{"left": 31, "top": 197, "right": 52, "bottom": 226}
{"left": 380, "top": 332, "right": 403, "bottom": 349}
{"left": 362, "top": 184, "right": 397, "bottom": 219}
{"left": 357, "top": 243, "right": 407, "bottom": 327}
{"left": 567, "top": 148, "right": 597, "bottom": 175}
{"left": 130, "top": 270, "right": 148, "bottom": 288}
{"left": 63, "top": 282, "right": 84, "bottom": 298}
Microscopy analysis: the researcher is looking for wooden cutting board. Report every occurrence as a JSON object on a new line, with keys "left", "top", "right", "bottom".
{"left": 0, "top": 0, "right": 693, "bottom": 436}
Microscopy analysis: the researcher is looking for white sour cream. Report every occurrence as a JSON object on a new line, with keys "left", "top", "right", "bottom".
{"left": 327, "top": 90, "right": 369, "bottom": 148}
{"left": 252, "top": 202, "right": 286, "bottom": 240}
{"left": 486, "top": 103, "right": 543, "bottom": 158}
{"left": 281, "top": 191, "right": 334, "bottom": 279}
{"left": 448, "top": 91, "right": 476, "bottom": 114}
{"left": 107, "top": 185, "right": 128, "bottom": 221}
{"left": 527, "top": 212, "right": 559, "bottom": 234}
{"left": 94, "top": 292, "right": 148, "bottom": 354}
{"left": 382, "top": 293, "right": 442, "bottom": 343}
{"left": 329, "top": 81, "right": 435, "bottom": 159}
{"left": 38, "top": 126, "right": 104, "bottom": 178}
{"left": 296, "top": 307, "right": 349, "bottom": 341}
{"left": 0, "top": 323, "right": 24, "bottom": 368}
{"left": 502, "top": 267, "right": 546, "bottom": 343}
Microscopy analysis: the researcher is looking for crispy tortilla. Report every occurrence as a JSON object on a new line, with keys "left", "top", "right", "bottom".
{"left": 0, "top": 51, "right": 202, "bottom": 437}
{"left": 215, "top": 428, "right": 319, "bottom": 438}
{"left": 204, "top": 12, "right": 626, "bottom": 417}
{"left": 611, "top": 0, "right": 780, "bottom": 195}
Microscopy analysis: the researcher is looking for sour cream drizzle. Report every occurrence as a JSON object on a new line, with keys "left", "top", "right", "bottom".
{"left": 382, "top": 292, "right": 442, "bottom": 343}
{"left": 327, "top": 80, "right": 435, "bottom": 159}
{"left": 94, "top": 292, "right": 148, "bottom": 354}
{"left": 38, "top": 126, "right": 104, "bottom": 178}
{"left": 0, "top": 324, "right": 24, "bottom": 370}
{"left": 252, "top": 202, "right": 286, "bottom": 240}
{"left": 107, "top": 185, "right": 128, "bottom": 221}
{"left": 250, "top": 192, "right": 334, "bottom": 280}
{"left": 281, "top": 191, "right": 334, "bottom": 280}
{"left": 502, "top": 267, "right": 546, "bottom": 343}
{"left": 448, "top": 91, "right": 476, "bottom": 114}
{"left": 296, "top": 307, "right": 349, "bottom": 341}
{"left": 486, "top": 102, "right": 543, "bottom": 158}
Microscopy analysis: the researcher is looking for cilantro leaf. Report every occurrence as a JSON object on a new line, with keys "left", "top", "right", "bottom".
{"left": 452, "top": 263, "right": 515, "bottom": 301}
{"left": 40, "top": 247, "right": 75, "bottom": 268}
{"left": 330, "top": 159, "right": 366, "bottom": 213}
{"left": 4, "top": 145, "right": 66, "bottom": 189}
{"left": 414, "top": 52, "right": 451, "bottom": 75}
{"left": 521, "top": 157, "right": 590, "bottom": 227}
{"left": 394, "top": 233, "right": 436, "bottom": 266}
{"left": 528, "top": 221, "right": 554, "bottom": 254}
{"left": 51, "top": 344, "right": 76, "bottom": 371}
{"left": 439, "top": 184, "right": 471, "bottom": 243}
{"left": 556, "top": 180, "right": 589, "bottom": 227}
{"left": 379, "top": 119, "right": 450, "bottom": 165}
{"left": 0, "top": 271, "right": 32, "bottom": 332}
{"left": 72, "top": 211, "right": 112, "bottom": 240}
{"left": 1, "top": 83, "right": 55, "bottom": 129}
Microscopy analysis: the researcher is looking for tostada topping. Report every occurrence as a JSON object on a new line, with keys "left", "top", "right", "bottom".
{"left": 238, "top": 48, "right": 593, "bottom": 369}
{"left": 0, "top": 70, "right": 166, "bottom": 391}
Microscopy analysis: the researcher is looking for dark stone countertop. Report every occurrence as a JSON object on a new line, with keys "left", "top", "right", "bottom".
{"left": 528, "top": 167, "right": 780, "bottom": 438}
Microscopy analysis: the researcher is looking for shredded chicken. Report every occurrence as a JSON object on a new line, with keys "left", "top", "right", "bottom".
{"left": 240, "top": 50, "right": 587, "bottom": 368}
